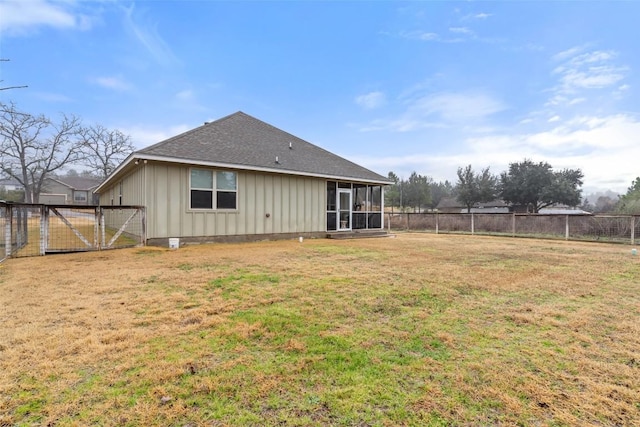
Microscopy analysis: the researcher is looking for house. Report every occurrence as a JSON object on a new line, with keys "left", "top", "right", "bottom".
{"left": 40, "top": 176, "right": 103, "bottom": 205}
{"left": 436, "top": 197, "right": 510, "bottom": 214}
{"left": 0, "top": 178, "right": 24, "bottom": 192}
{"left": 538, "top": 206, "right": 592, "bottom": 215}
{"left": 0, "top": 178, "right": 25, "bottom": 202}
{"left": 95, "top": 112, "right": 392, "bottom": 246}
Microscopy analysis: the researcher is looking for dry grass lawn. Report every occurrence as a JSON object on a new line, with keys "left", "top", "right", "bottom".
{"left": 1, "top": 233, "right": 639, "bottom": 426}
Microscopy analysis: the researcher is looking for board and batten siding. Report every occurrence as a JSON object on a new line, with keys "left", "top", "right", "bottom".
{"left": 98, "top": 166, "right": 146, "bottom": 232}
{"left": 98, "top": 165, "right": 146, "bottom": 207}
{"left": 137, "top": 162, "right": 325, "bottom": 239}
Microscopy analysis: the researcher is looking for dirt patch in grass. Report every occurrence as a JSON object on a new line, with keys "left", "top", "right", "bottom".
{"left": 1, "top": 233, "right": 639, "bottom": 426}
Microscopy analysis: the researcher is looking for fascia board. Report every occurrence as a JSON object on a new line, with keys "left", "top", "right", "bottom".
{"left": 100, "top": 153, "right": 392, "bottom": 187}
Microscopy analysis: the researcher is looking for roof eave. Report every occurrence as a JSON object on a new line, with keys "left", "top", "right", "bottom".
{"left": 94, "top": 153, "right": 137, "bottom": 193}
{"left": 96, "top": 153, "right": 392, "bottom": 192}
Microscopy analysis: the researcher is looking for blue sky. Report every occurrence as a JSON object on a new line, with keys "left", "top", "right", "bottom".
{"left": 1, "top": 1, "right": 639, "bottom": 194}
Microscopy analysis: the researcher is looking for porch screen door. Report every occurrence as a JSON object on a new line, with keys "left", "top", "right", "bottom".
{"left": 338, "top": 189, "right": 351, "bottom": 230}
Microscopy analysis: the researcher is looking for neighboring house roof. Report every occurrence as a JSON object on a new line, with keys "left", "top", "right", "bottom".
{"left": 436, "top": 198, "right": 508, "bottom": 210}
{"left": 97, "top": 112, "right": 391, "bottom": 193}
{"left": 48, "top": 176, "right": 103, "bottom": 191}
{"left": 436, "top": 198, "right": 590, "bottom": 215}
{"left": 477, "top": 200, "right": 509, "bottom": 208}
{"left": 0, "top": 178, "right": 24, "bottom": 189}
{"left": 436, "top": 197, "right": 460, "bottom": 210}
{"left": 538, "top": 208, "right": 592, "bottom": 215}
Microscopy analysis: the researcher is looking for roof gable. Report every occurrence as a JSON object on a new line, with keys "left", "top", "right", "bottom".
{"left": 49, "top": 176, "right": 103, "bottom": 190}
{"left": 136, "top": 112, "right": 390, "bottom": 183}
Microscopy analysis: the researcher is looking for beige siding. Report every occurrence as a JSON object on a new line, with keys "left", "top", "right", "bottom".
{"left": 125, "top": 162, "right": 327, "bottom": 239}
{"left": 98, "top": 161, "right": 328, "bottom": 240}
{"left": 123, "top": 167, "right": 146, "bottom": 205}
{"left": 98, "top": 166, "right": 145, "bottom": 207}
{"left": 41, "top": 180, "right": 71, "bottom": 203}
{"left": 98, "top": 166, "right": 146, "bottom": 233}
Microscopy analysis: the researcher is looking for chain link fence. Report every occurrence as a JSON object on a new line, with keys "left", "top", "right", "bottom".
{"left": 387, "top": 212, "right": 638, "bottom": 244}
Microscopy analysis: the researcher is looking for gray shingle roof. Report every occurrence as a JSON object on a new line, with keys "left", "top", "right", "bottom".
{"left": 52, "top": 176, "right": 103, "bottom": 190}
{"left": 136, "top": 112, "right": 390, "bottom": 183}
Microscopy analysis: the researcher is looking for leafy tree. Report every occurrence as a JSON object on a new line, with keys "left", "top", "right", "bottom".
{"left": 455, "top": 165, "right": 498, "bottom": 213}
{"left": 385, "top": 173, "right": 455, "bottom": 212}
{"left": 385, "top": 171, "right": 401, "bottom": 212}
{"left": 617, "top": 177, "right": 640, "bottom": 214}
{"left": 429, "top": 180, "right": 454, "bottom": 209}
{"left": 79, "top": 124, "right": 134, "bottom": 179}
{"left": 404, "top": 171, "right": 432, "bottom": 212}
{"left": 500, "top": 159, "right": 583, "bottom": 213}
{"left": 0, "top": 101, "right": 83, "bottom": 203}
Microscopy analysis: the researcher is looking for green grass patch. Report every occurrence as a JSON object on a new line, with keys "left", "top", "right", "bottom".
{"left": 2, "top": 235, "right": 639, "bottom": 426}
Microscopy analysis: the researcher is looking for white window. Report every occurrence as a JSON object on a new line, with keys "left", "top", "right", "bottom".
{"left": 190, "top": 168, "right": 237, "bottom": 210}
{"left": 74, "top": 191, "right": 88, "bottom": 202}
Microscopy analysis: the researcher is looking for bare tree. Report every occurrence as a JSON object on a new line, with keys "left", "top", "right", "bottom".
{"left": 0, "top": 59, "right": 28, "bottom": 91}
{"left": 0, "top": 101, "right": 83, "bottom": 203}
{"left": 79, "top": 124, "right": 134, "bottom": 179}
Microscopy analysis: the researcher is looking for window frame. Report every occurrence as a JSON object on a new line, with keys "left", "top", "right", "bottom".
{"left": 74, "top": 190, "right": 88, "bottom": 203}
{"left": 189, "top": 167, "right": 238, "bottom": 211}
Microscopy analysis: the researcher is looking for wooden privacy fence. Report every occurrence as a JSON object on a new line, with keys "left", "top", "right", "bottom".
{"left": 0, "top": 202, "right": 145, "bottom": 261}
{"left": 386, "top": 212, "right": 638, "bottom": 245}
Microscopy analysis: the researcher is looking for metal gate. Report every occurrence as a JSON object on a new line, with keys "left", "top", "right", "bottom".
{"left": 1, "top": 202, "right": 145, "bottom": 260}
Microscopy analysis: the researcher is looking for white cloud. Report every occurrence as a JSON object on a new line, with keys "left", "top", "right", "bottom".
{"left": 570, "top": 50, "right": 616, "bottom": 66}
{"left": 357, "top": 91, "right": 505, "bottom": 132}
{"left": 93, "top": 76, "right": 132, "bottom": 91}
{"left": 449, "top": 27, "right": 473, "bottom": 35}
{"left": 560, "top": 66, "right": 626, "bottom": 90}
{"left": 545, "top": 95, "right": 587, "bottom": 108}
{"left": 355, "top": 91, "right": 386, "bottom": 110}
{"left": 466, "top": 12, "right": 492, "bottom": 20}
{"left": 548, "top": 115, "right": 561, "bottom": 123}
{"left": 121, "top": 4, "right": 178, "bottom": 66}
{"left": 0, "top": 0, "right": 93, "bottom": 35}
{"left": 552, "top": 45, "right": 589, "bottom": 62}
{"left": 359, "top": 113, "right": 640, "bottom": 193}
{"left": 410, "top": 91, "right": 506, "bottom": 122}
{"left": 400, "top": 30, "right": 439, "bottom": 41}
{"left": 549, "top": 47, "right": 628, "bottom": 107}
{"left": 459, "top": 12, "right": 493, "bottom": 22}
{"left": 176, "top": 89, "right": 195, "bottom": 101}
{"left": 399, "top": 26, "right": 498, "bottom": 44}
{"left": 465, "top": 114, "right": 640, "bottom": 191}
